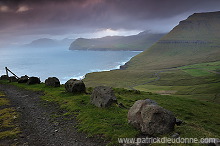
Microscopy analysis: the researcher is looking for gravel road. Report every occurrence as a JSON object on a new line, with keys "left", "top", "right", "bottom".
{"left": 0, "top": 84, "right": 106, "bottom": 146}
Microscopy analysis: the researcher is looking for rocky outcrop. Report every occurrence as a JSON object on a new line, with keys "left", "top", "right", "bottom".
{"left": 65, "top": 79, "right": 86, "bottom": 93}
{"left": 128, "top": 99, "right": 176, "bottom": 135}
{"left": 27, "top": 77, "right": 41, "bottom": 85}
{"left": 18, "top": 75, "right": 29, "bottom": 83}
{"left": 90, "top": 86, "right": 117, "bottom": 108}
{"left": 45, "top": 77, "right": 60, "bottom": 87}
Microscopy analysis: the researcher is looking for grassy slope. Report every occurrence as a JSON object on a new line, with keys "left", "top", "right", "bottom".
{"left": 0, "top": 80, "right": 219, "bottom": 145}
{"left": 69, "top": 32, "right": 165, "bottom": 51}
{"left": 83, "top": 11, "right": 220, "bottom": 87}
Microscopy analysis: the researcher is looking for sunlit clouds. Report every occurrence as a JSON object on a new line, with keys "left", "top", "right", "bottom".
{"left": 16, "top": 5, "right": 30, "bottom": 13}
{"left": 0, "top": 5, "right": 11, "bottom": 13}
{"left": 0, "top": 4, "right": 30, "bottom": 13}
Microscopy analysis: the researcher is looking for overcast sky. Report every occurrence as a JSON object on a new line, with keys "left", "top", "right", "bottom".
{"left": 0, "top": 0, "right": 220, "bottom": 46}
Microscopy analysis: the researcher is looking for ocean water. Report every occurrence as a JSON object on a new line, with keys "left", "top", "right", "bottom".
{"left": 0, "top": 47, "right": 141, "bottom": 84}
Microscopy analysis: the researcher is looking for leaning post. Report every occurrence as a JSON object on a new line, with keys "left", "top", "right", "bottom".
{"left": 5, "top": 67, "right": 19, "bottom": 79}
{"left": 5, "top": 67, "right": 9, "bottom": 77}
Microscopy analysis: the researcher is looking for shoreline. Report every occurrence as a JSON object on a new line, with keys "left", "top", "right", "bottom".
{"left": 69, "top": 49, "right": 144, "bottom": 52}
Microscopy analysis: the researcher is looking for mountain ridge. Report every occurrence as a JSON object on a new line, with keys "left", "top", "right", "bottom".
{"left": 69, "top": 31, "right": 166, "bottom": 51}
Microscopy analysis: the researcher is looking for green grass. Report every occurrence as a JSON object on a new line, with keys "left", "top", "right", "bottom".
{"left": 0, "top": 80, "right": 219, "bottom": 145}
{"left": 180, "top": 61, "right": 220, "bottom": 77}
{"left": 84, "top": 61, "right": 220, "bottom": 102}
{"left": 132, "top": 62, "right": 220, "bottom": 104}
{"left": 0, "top": 98, "right": 10, "bottom": 106}
{"left": 83, "top": 61, "right": 220, "bottom": 144}
{"left": 0, "top": 91, "right": 20, "bottom": 140}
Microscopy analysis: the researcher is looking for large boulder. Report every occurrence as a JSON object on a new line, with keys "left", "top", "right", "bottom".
{"left": 45, "top": 77, "right": 60, "bottom": 87}
{"left": 128, "top": 99, "right": 176, "bottom": 135}
{"left": 27, "top": 77, "right": 41, "bottom": 85}
{"left": 18, "top": 75, "right": 29, "bottom": 83}
{"left": 0, "top": 75, "right": 9, "bottom": 80}
{"left": 8, "top": 76, "right": 17, "bottom": 82}
{"left": 90, "top": 86, "right": 117, "bottom": 108}
{"left": 65, "top": 79, "right": 86, "bottom": 93}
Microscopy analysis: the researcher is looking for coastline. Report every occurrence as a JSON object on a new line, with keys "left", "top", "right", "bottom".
{"left": 0, "top": 49, "right": 141, "bottom": 85}
{"left": 69, "top": 48, "right": 144, "bottom": 52}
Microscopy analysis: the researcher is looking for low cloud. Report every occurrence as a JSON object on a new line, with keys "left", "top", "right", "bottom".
{"left": 0, "top": 5, "right": 11, "bottom": 13}
{"left": 16, "top": 5, "right": 30, "bottom": 13}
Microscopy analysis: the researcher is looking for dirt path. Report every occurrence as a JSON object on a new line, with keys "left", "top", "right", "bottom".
{"left": 0, "top": 84, "right": 106, "bottom": 146}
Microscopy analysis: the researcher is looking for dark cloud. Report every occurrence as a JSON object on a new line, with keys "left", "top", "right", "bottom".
{"left": 0, "top": 0, "right": 220, "bottom": 46}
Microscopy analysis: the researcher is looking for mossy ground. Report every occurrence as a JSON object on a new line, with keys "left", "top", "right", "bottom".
{"left": 0, "top": 91, "right": 20, "bottom": 141}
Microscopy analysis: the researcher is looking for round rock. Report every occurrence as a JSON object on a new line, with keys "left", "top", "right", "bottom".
{"left": 65, "top": 79, "right": 86, "bottom": 93}
{"left": 27, "top": 77, "right": 41, "bottom": 85}
{"left": 128, "top": 99, "right": 176, "bottom": 135}
{"left": 45, "top": 77, "right": 60, "bottom": 87}
{"left": 18, "top": 75, "right": 29, "bottom": 83}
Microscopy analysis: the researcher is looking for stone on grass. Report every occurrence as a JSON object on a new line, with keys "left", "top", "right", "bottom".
{"left": 90, "top": 86, "right": 117, "bottom": 108}
{"left": 9, "top": 76, "right": 17, "bottom": 82}
{"left": 18, "top": 75, "right": 29, "bottom": 83}
{"left": 171, "top": 133, "right": 180, "bottom": 138}
{"left": 0, "top": 75, "right": 9, "bottom": 80}
{"left": 45, "top": 77, "right": 60, "bottom": 87}
{"left": 27, "top": 77, "right": 41, "bottom": 85}
{"left": 128, "top": 99, "right": 176, "bottom": 135}
{"left": 176, "top": 119, "right": 184, "bottom": 126}
{"left": 65, "top": 79, "right": 85, "bottom": 93}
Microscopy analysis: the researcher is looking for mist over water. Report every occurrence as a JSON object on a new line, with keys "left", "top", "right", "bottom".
{"left": 0, "top": 47, "right": 140, "bottom": 84}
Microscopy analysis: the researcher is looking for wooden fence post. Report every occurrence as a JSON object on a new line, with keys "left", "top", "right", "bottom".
{"left": 5, "top": 67, "right": 9, "bottom": 77}
{"left": 5, "top": 67, "right": 19, "bottom": 79}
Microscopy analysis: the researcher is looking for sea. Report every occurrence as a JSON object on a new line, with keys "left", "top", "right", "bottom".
{"left": 0, "top": 47, "right": 141, "bottom": 84}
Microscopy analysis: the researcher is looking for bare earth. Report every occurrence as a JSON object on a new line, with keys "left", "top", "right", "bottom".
{"left": 0, "top": 84, "right": 106, "bottom": 146}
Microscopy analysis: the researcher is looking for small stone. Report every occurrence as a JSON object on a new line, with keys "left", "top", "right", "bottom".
{"left": 176, "top": 119, "right": 183, "bottom": 126}
{"left": 171, "top": 133, "right": 180, "bottom": 138}
{"left": 118, "top": 103, "right": 127, "bottom": 108}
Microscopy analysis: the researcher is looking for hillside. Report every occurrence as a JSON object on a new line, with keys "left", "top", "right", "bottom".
{"left": 83, "top": 11, "right": 220, "bottom": 90}
{"left": 124, "top": 11, "right": 220, "bottom": 70}
{"left": 69, "top": 31, "right": 165, "bottom": 51}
